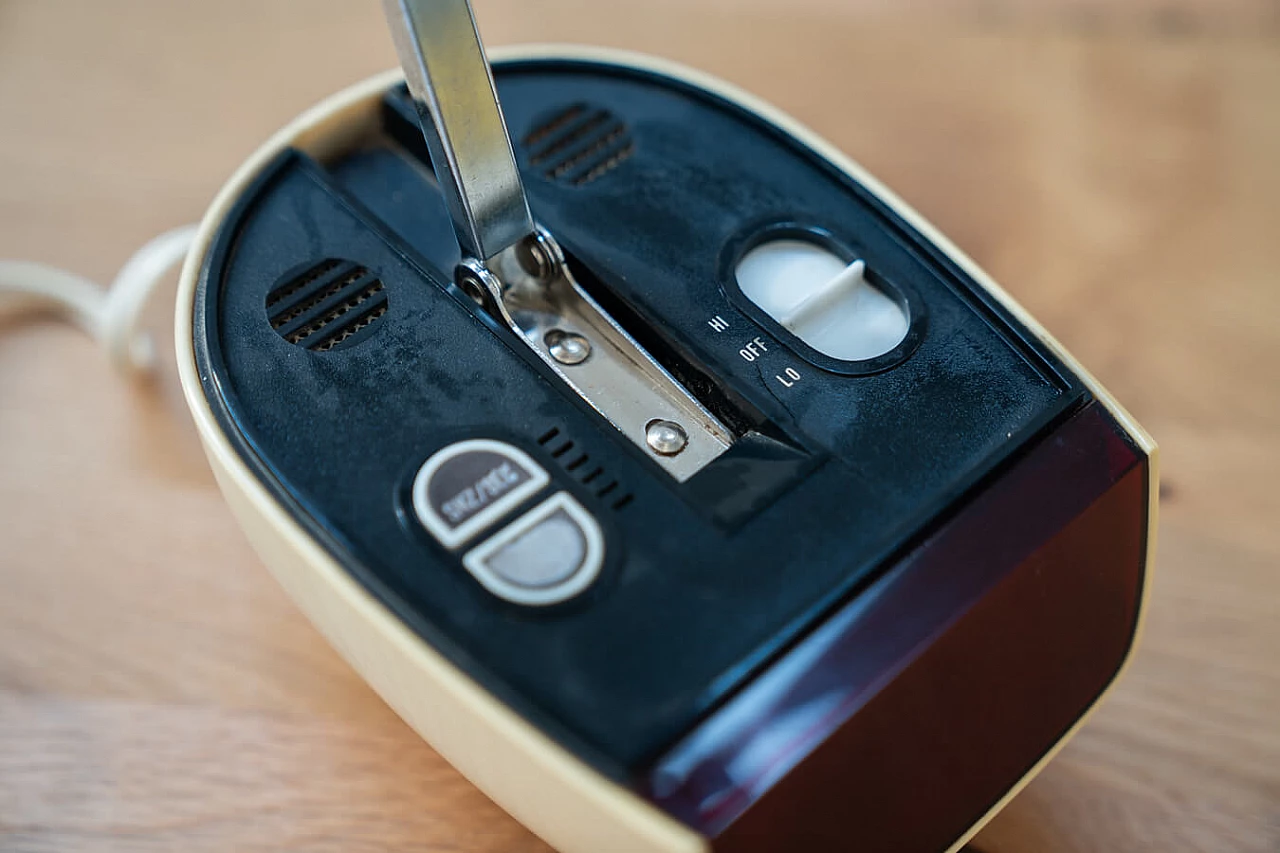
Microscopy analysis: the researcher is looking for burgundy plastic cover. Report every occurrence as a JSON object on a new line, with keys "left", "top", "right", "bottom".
{"left": 645, "top": 402, "right": 1149, "bottom": 852}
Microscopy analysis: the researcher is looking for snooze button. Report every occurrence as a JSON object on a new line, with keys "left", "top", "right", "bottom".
{"left": 412, "top": 439, "right": 550, "bottom": 548}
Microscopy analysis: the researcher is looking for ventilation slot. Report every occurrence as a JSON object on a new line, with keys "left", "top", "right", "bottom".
{"left": 266, "top": 259, "right": 389, "bottom": 352}
{"left": 522, "top": 104, "right": 634, "bottom": 186}
{"left": 537, "top": 427, "right": 634, "bottom": 511}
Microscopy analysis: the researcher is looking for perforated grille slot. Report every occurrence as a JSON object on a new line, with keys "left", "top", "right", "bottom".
{"left": 538, "top": 427, "right": 634, "bottom": 511}
{"left": 265, "top": 259, "right": 389, "bottom": 351}
{"left": 522, "top": 104, "right": 634, "bottom": 186}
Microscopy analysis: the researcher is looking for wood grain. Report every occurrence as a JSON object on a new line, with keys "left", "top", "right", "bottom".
{"left": 1, "top": 1, "right": 1277, "bottom": 851}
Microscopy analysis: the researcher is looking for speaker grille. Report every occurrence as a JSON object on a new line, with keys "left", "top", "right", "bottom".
{"left": 266, "top": 259, "right": 388, "bottom": 351}
{"left": 522, "top": 104, "right": 634, "bottom": 186}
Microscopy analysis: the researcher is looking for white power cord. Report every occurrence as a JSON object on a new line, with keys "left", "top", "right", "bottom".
{"left": 0, "top": 224, "right": 198, "bottom": 375}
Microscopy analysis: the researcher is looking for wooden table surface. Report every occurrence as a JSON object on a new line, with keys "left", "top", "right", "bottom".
{"left": 2, "top": 1, "right": 1277, "bottom": 850}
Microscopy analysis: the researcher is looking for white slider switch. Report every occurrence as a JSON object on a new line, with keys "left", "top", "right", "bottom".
{"left": 735, "top": 239, "right": 909, "bottom": 362}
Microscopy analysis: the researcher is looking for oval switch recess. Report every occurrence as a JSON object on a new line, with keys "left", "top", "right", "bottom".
{"left": 735, "top": 239, "right": 909, "bottom": 361}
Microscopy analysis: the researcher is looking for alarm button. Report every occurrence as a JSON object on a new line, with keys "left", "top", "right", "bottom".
{"left": 463, "top": 492, "right": 604, "bottom": 606}
{"left": 412, "top": 439, "right": 550, "bottom": 548}
{"left": 735, "top": 239, "right": 909, "bottom": 361}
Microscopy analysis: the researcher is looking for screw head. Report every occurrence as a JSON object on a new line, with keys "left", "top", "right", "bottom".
{"left": 645, "top": 419, "right": 688, "bottom": 456}
{"left": 546, "top": 329, "right": 591, "bottom": 365}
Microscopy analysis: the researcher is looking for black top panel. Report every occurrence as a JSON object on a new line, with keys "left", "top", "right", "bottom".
{"left": 195, "top": 58, "right": 1085, "bottom": 779}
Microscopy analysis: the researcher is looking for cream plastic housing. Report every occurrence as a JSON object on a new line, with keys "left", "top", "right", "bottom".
{"left": 175, "top": 46, "right": 1157, "bottom": 853}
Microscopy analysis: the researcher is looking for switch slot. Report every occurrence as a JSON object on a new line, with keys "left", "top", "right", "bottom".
{"left": 735, "top": 238, "right": 909, "bottom": 362}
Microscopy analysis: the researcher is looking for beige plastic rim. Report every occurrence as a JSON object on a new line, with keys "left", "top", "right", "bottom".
{"left": 175, "top": 45, "right": 1157, "bottom": 853}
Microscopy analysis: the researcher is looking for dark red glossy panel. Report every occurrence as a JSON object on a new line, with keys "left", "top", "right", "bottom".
{"left": 644, "top": 402, "right": 1149, "bottom": 852}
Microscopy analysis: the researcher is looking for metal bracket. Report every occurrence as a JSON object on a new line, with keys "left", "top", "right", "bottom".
{"left": 459, "top": 233, "right": 733, "bottom": 482}
{"left": 384, "top": 0, "right": 733, "bottom": 480}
